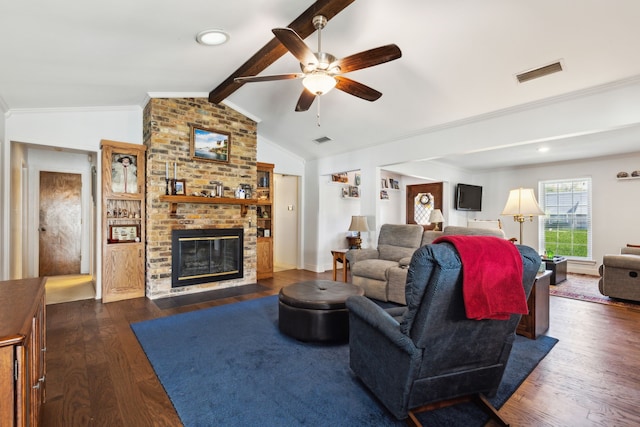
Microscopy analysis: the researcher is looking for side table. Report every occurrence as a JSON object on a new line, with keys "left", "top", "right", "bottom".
{"left": 331, "top": 249, "right": 349, "bottom": 282}
{"left": 517, "top": 270, "right": 551, "bottom": 339}
{"left": 542, "top": 256, "right": 567, "bottom": 285}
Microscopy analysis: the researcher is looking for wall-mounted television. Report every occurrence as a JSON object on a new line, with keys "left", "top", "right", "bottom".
{"left": 455, "top": 183, "right": 483, "bottom": 211}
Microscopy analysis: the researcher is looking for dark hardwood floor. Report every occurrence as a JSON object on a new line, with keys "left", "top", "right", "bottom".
{"left": 42, "top": 270, "right": 640, "bottom": 426}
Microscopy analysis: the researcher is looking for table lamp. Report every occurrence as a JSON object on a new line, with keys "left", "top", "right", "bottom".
{"left": 501, "top": 188, "right": 544, "bottom": 245}
{"left": 348, "top": 215, "right": 369, "bottom": 249}
{"left": 428, "top": 209, "right": 444, "bottom": 231}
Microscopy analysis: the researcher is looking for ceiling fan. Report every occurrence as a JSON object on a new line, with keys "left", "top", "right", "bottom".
{"left": 234, "top": 15, "right": 402, "bottom": 112}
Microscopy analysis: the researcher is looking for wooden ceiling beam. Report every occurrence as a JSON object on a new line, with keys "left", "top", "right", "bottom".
{"left": 208, "top": 0, "right": 356, "bottom": 104}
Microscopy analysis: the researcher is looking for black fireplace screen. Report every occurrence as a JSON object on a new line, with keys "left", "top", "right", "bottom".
{"left": 171, "top": 228, "right": 243, "bottom": 288}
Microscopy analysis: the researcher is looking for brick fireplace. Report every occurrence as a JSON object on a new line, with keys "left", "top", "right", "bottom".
{"left": 143, "top": 98, "right": 258, "bottom": 299}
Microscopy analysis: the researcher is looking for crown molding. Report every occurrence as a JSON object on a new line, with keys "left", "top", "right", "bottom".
{"left": 147, "top": 92, "right": 209, "bottom": 99}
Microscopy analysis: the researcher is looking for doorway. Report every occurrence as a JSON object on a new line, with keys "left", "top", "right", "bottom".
{"left": 17, "top": 146, "right": 98, "bottom": 304}
{"left": 274, "top": 174, "right": 300, "bottom": 271}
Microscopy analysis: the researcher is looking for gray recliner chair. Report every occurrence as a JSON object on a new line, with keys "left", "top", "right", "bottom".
{"left": 599, "top": 246, "right": 640, "bottom": 302}
{"left": 346, "top": 241, "right": 540, "bottom": 424}
{"left": 346, "top": 224, "right": 424, "bottom": 304}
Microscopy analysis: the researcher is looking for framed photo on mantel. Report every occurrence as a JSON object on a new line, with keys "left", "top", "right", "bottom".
{"left": 173, "top": 179, "right": 186, "bottom": 196}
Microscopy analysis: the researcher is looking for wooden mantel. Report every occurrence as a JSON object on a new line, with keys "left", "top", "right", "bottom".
{"left": 159, "top": 195, "right": 256, "bottom": 217}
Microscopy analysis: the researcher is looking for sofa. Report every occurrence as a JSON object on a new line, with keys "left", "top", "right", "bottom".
{"left": 346, "top": 224, "right": 506, "bottom": 304}
{"left": 598, "top": 245, "right": 640, "bottom": 302}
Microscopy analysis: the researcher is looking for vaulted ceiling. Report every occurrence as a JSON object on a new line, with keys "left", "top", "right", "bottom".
{"left": 2, "top": 0, "right": 640, "bottom": 169}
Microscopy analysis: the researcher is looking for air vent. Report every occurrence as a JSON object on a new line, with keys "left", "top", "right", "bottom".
{"left": 516, "top": 61, "right": 563, "bottom": 83}
{"left": 313, "top": 136, "right": 333, "bottom": 144}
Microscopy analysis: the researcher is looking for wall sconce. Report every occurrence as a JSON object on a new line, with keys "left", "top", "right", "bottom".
{"left": 348, "top": 215, "right": 369, "bottom": 249}
{"left": 428, "top": 209, "right": 444, "bottom": 231}
{"left": 501, "top": 188, "right": 544, "bottom": 245}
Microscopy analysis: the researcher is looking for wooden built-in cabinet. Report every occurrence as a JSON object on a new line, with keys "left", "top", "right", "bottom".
{"left": 101, "top": 140, "right": 147, "bottom": 303}
{"left": 256, "top": 162, "right": 274, "bottom": 280}
{"left": 0, "top": 278, "right": 46, "bottom": 426}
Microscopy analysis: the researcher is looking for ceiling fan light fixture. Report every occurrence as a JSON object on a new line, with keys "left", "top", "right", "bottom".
{"left": 196, "top": 29, "right": 230, "bottom": 46}
{"left": 302, "top": 73, "right": 336, "bottom": 95}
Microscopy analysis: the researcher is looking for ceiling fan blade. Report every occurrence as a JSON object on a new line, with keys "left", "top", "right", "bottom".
{"left": 235, "top": 73, "right": 305, "bottom": 83}
{"left": 272, "top": 28, "right": 317, "bottom": 66}
{"left": 209, "top": 0, "right": 356, "bottom": 104}
{"left": 334, "top": 76, "right": 382, "bottom": 101}
{"left": 334, "top": 44, "right": 402, "bottom": 74}
{"left": 295, "top": 89, "right": 317, "bottom": 112}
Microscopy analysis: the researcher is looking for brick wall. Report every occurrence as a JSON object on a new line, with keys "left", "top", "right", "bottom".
{"left": 143, "top": 98, "right": 258, "bottom": 299}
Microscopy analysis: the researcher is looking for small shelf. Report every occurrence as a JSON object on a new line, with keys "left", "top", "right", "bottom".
{"left": 159, "top": 195, "right": 256, "bottom": 216}
{"left": 617, "top": 176, "right": 640, "bottom": 181}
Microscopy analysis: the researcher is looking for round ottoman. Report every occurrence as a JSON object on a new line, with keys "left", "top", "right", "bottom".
{"left": 278, "top": 280, "right": 364, "bottom": 342}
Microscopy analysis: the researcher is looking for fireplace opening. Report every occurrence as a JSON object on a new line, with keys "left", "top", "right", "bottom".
{"left": 171, "top": 228, "right": 243, "bottom": 288}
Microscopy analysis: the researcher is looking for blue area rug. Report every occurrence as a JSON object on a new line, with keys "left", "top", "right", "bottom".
{"left": 132, "top": 296, "right": 557, "bottom": 426}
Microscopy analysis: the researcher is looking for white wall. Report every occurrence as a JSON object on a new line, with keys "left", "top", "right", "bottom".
{"left": 2, "top": 107, "right": 142, "bottom": 285}
{"left": 473, "top": 152, "right": 640, "bottom": 275}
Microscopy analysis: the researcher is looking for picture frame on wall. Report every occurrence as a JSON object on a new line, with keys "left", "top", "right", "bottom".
{"left": 173, "top": 179, "right": 186, "bottom": 195}
{"left": 111, "top": 152, "right": 138, "bottom": 194}
{"left": 190, "top": 126, "right": 230, "bottom": 163}
{"left": 332, "top": 172, "right": 348, "bottom": 183}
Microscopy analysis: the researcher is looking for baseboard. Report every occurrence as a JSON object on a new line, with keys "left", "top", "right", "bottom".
{"left": 568, "top": 259, "right": 599, "bottom": 276}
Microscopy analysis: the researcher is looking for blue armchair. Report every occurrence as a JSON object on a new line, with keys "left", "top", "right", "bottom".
{"left": 346, "top": 241, "right": 540, "bottom": 424}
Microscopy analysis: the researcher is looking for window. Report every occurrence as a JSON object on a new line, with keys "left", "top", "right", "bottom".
{"left": 538, "top": 178, "right": 592, "bottom": 259}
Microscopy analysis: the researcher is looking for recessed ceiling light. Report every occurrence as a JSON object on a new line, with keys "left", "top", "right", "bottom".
{"left": 538, "top": 146, "right": 550, "bottom": 153}
{"left": 196, "top": 29, "right": 229, "bottom": 46}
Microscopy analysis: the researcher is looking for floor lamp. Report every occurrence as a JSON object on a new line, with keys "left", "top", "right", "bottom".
{"left": 501, "top": 188, "right": 544, "bottom": 245}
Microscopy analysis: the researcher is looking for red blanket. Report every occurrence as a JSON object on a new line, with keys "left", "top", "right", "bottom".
{"left": 433, "top": 235, "right": 528, "bottom": 320}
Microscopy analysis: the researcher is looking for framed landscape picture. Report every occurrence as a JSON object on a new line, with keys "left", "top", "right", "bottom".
{"left": 190, "top": 126, "right": 230, "bottom": 163}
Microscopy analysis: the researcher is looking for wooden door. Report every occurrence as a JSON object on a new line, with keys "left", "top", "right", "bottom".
{"left": 39, "top": 172, "right": 82, "bottom": 276}
{"left": 406, "top": 182, "right": 443, "bottom": 230}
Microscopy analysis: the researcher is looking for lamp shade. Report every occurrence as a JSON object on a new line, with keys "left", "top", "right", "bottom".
{"left": 501, "top": 188, "right": 545, "bottom": 216}
{"left": 428, "top": 209, "right": 444, "bottom": 224}
{"left": 348, "top": 215, "right": 369, "bottom": 232}
{"left": 302, "top": 73, "right": 336, "bottom": 95}
{"left": 501, "top": 188, "right": 544, "bottom": 245}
